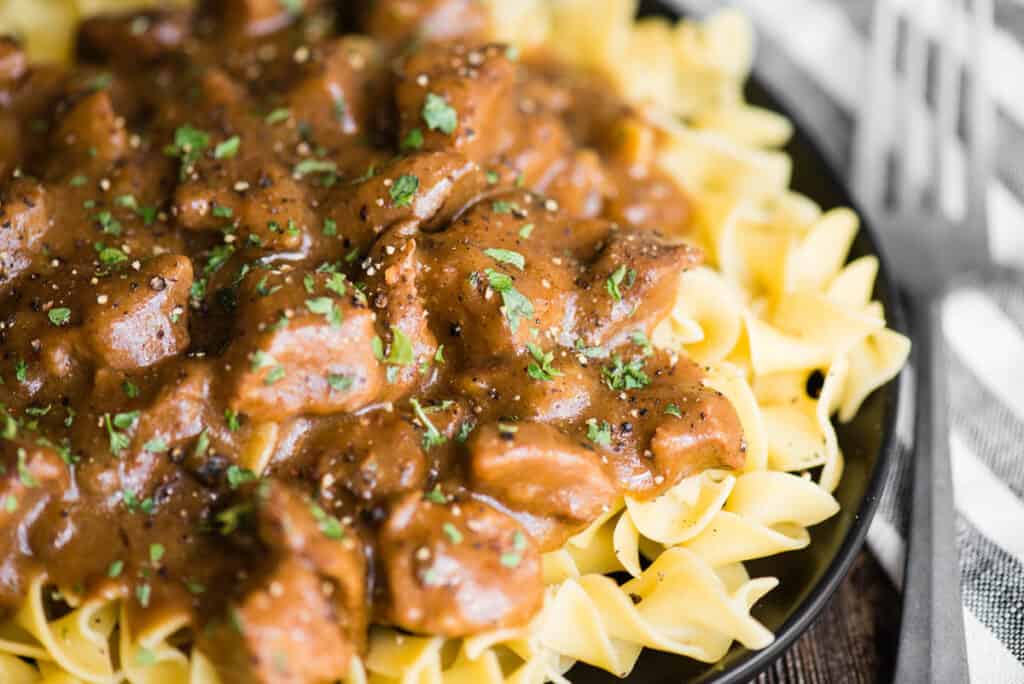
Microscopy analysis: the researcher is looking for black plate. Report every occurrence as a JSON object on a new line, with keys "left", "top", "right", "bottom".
{"left": 565, "top": 2, "right": 907, "bottom": 682}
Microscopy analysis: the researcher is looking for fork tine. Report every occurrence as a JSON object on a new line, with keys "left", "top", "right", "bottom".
{"left": 929, "top": 0, "right": 959, "bottom": 214}
{"left": 852, "top": 0, "right": 899, "bottom": 213}
{"left": 895, "top": 4, "right": 931, "bottom": 211}
{"left": 965, "top": 0, "right": 994, "bottom": 244}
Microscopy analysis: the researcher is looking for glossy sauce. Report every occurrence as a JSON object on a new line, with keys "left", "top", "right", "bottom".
{"left": 0, "top": 2, "right": 745, "bottom": 681}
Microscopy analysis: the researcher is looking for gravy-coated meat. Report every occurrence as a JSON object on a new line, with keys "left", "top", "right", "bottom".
{"left": 378, "top": 494, "right": 542, "bottom": 636}
{"left": 0, "top": 3, "right": 746, "bottom": 682}
{"left": 468, "top": 422, "right": 617, "bottom": 549}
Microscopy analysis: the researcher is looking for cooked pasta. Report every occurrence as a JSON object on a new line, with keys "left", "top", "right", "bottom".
{"left": 0, "top": 1, "right": 910, "bottom": 683}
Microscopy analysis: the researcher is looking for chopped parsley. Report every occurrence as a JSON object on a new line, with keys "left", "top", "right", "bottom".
{"left": 518, "top": 223, "right": 534, "bottom": 238}
{"left": 212, "top": 205, "right": 233, "bottom": 218}
{"left": 223, "top": 465, "right": 255, "bottom": 490}
{"left": 401, "top": 128, "right": 423, "bottom": 151}
{"left": 14, "top": 359, "right": 28, "bottom": 383}
{"left": 305, "top": 297, "right": 343, "bottom": 327}
{"left": 216, "top": 503, "right": 252, "bottom": 535}
{"left": 526, "top": 343, "right": 562, "bottom": 381}
{"left": 16, "top": 449, "right": 39, "bottom": 487}
{"left": 94, "top": 210, "right": 122, "bottom": 236}
{"left": 136, "top": 584, "right": 151, "bottom": 608}
{"left": 122, "top": 489, "right": 154, "bottom": 515}
{"left": 309, "top": 502, "right": 344, "bottom": 540}
{"left": 96, "top": 244, "right": 128, "bottom": 266}
{"left": 165, "top": 124, "right": 210, "bottom": 179}
{"left": 486, "top": 170, "right": 500, "bottom": 184}
{"left": 484, "top": 247, "right": 525, "bottom": 271}
{"left": 456, "top": 418, "right": 476, "bottom": 442}
{"left": 143, "top": 437, "right": 168, "bottom": 453}
{"left": 251, "top": 351, "right": 285, "bottom": 386}
{"left": 105, "top": 412, "right": 138, "bottom": 455}
{"left": 225, "top": 409, "right": 241, "bottom": 432}
{"left": 389, "top": 174, "right": 419, "bottom": 207}
{"left": 421, "top": 93, "right": 458, "bottom": 134}
{"left": 325, "top": 272, "right": 347, "bottom": 296}
{"left": 442, "top": 522, "right": 463, "bottom": 544}
{"left": 606, "top": 264, "right": 636, "bottom": 303}
{"left": 293, "top": 158, "right": 337, "bottom": 178}
{"left": 500, "top": 531, "right": 527, "bottom": 568}
{"left": 47, "top": 308, "right": 71, "bottom": 326}
{"left": 265, "top": 107, "right": 291, "bottom": 125}
{"left": 484, "top": 269, "right": 533, "bottom": 333}
{"left": 149, "top": 543, "right": 165, "bottom": 564}
{"left": 664, "top": 404, "right": 683, "bottom": 418}
{"left": 410, "top": 398, "right": 446, "bottom": 449}
{"left": 69, "top": 174, "right": 88, "bottom": 187}
{"left": 602, "top": 355, "right": 650, "bottom": 391}
{"left": 214, "top": 135, "right": 240, "bottom": 159}
{"left": 373, "top": 326, "right": 414, "bottom": 367}
{"left": 586, "top": 418, "right": 612, "bottom": 446}
{"left": 107, "top": 560, "right": 124, "bottom": 578}
{"left": 322, "top": 218, "right": 337, "bottom": 236}
{"left": 491, "top": 200, "right": 519, "bottom": 214}
{"left": 122, "top": 380, "right": 140, "bottom": 398}
{"left": 424, "top": 484, "right": 448, "bottom": 504}
{"left": 194, "top": 429, "right": 210, "bottom": 459}
{"left": 629, "top": 330, "right": 653, "bottom": 355}
{"left": 327, "top": 374, "right": 353, "bottom": 391}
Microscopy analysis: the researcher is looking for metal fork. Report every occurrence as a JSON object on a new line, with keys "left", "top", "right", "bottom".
{"left": 852, "top": 0, "right": 996, "bottom": 681}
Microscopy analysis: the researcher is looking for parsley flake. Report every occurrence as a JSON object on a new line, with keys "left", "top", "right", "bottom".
{"left": 422, "top": 93, "right": 458, "bottom": 134}
{"left": 401, "top": 128, "right": 424, "bottom": 151}
{"left": 484, "top": 269, "right": 533, "bottom": 333}
{"left": 602, "top": 355, "right": 650, "bottom": 391}
{"left": 214, "top": 135, "right": 240, "bottom": 159}
{"left": 47, "top": 308, "right": 71, "bottom": 326}
{"left": 586, "top": 418, "right": 612, "bottom": 446}
{"left": 389, "top": 174, "right": 419, "bottom": 207}
{"left": 526, "top": 343, "right": 562, "bottom": 381}
{"left": 484, "top": 247, "right": 525, "bottom": 270}
{"left": 410, "top": 398, "right": 446, "bottom": 449}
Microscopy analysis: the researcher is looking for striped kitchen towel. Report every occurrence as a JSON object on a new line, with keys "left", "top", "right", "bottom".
{"left": 672, "top": 0, "right": 1024, "bottom": 681}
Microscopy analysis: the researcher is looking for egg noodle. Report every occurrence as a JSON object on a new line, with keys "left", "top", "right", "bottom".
{"left": 0, "top": 1, "right": 911, "bottom": 682}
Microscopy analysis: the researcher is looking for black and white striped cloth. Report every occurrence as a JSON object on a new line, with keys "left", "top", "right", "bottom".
{"left": 669, "top": 1, "right": 1024, "bottom": 681}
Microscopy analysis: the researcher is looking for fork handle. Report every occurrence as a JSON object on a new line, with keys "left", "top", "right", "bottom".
{"left": 893, "top": 293, "right": 970, "bottom": 683}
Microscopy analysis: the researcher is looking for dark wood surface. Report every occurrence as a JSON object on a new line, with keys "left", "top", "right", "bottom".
{"left": 751, "top": 551, "right": 900, "bottom": 684}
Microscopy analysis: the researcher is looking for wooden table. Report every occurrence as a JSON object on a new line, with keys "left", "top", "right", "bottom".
{"left": 752, "top": 551, "right": 900, "bottom": 683}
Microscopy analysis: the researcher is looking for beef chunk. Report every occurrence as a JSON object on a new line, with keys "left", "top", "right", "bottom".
{"left": 0, "top": 179, "right": 49, "bottom": 292}
{"left": 583, "top": 352, "right": 745, "bottom": 498}
{"left": 575, "top": 227, "right": 702, "bottom": 348}
{"left": 364, "top": 0, "right": 490, "bottom": 46}
{"left": 363, "top": 233, "right": 439, "bottom": 398}
{"left": 199, "top": 481, "right": 366, "bottom": 684}
{"left": 77, "top": 10, "right": 192, "bottom": 64}
{"left": 0, "top": 438, "right": 71, "bottom": 602}
{"left": 224, "top": 270, "right": 383, "bottom": 420}
{"left": 467, "top": 422, "right": 617, "bottom": 550}
{"left": 49, "top": 90, "right": 126, "bottom": 173}
{"left": 379, "top": 494, "right": 542, "bottom": 636}
{"left": 198, "top": 556, "right": 354, "bottom": 684}
{"left": 325, "top": 150, "right": 485, "bottom": 249}
{"left": 285, "top": 36, "right": 384, "bottom": 142}
{"left": 313, "top": 412, "right": 427, "bottom": 502}
{"left": 81, "top": 254, "right": 192, "bottom": 370}
{"left": 394, "top": 42, "right": 517, "bottom": 164}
